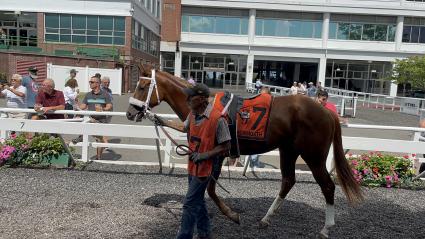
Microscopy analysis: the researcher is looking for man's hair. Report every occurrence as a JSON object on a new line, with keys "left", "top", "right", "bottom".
{"left": 11, "top": 74, "right": 22, "bottom": 82}
{"left": 101, "top": 76, "right": 110, "bottom": 82}
{"left": 316, "top": 90, "right": 328, "bottom": 98}
{"left": 45, "top": 78, "right": 55, "bottom": 88}
{"left": 91, "top": 76, "right": 101, "bottom": 83}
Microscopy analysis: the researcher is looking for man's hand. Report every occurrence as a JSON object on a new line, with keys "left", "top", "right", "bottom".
{"left": 189, "top": 152, "right": 209, "bottom": 164}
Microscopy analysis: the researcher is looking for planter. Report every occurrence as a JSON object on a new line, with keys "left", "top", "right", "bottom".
{"left": 39, "top": 153, "right": 71, "bottom": 168}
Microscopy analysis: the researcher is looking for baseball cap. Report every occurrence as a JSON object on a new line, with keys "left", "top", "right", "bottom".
{"left": 183, "top": 83, "right": 210, "bottom": 97}
{"left": 70, "top": 69, "right": 78, "bottom": 74}
{"left": 308, "top": 82, "right": 313, "bottom": 85}
{"left": 28, "top": 66, "right": 38, "bottom": 74}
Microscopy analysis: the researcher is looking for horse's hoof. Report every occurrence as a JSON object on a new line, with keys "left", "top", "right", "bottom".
{"left": 229, "top": 212, "right": 240, "bottom": 224}
{"left": 259, "top": 219, "right": 270, "bottom": 229}
{"left": 319, "top": 226, "right": 331, "bottom": 239}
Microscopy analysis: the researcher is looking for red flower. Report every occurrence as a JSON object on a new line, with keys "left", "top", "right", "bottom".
{"left": 373, "top": 167, "right": 379, "bottom": 173}
{"left": 403, "top": 155, "right": 409, "bottom": 159}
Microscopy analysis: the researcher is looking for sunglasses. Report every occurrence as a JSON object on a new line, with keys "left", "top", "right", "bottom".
{"left": 89, "top": 81, "right": 98, "bottom": 84}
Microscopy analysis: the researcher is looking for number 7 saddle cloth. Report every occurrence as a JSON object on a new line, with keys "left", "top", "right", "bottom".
{"left": 213, "top": 91, "right": 273, "bottom": 158}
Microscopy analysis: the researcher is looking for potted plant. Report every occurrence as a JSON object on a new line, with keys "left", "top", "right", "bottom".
{"left": 0, "top": 134, "right": 71, "bottom": 168}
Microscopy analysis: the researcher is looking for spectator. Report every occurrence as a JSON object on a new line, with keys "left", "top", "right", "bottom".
{"left": 316, "top": 90, "right": 348, "bottom": 124}
{"left": 317, "top": 81, "right": 323, "bottom": 90}
{"left": 307, "top": 82, "right": 317, "bottom": 98}
{"left": 22, "top": 66, "right": 42, "bottom": 118}
{"left": 101, "top": 76, "right": 113, "bottom": 151}
{"left": 95, "top": 72, "right": 101, "bottom": 79}
{"left": 298, "top": 82, "right": 306, "bottom": 95}
{"left": 0, "top": 74, "right": 27, "bottom": 119}
{"left": 290, "top": 82, "right": 298, "bottom": 95}
{"left": 76, "top": 76, "right": 112, "bottom": 160}
{"left": 187, "top": 76, "right": 195, "bottom": 85}
{"left": 67, "top": 69, "right": 78, "bottom": 81}
{"left": 316, "top": 90, "right": 337, "bottom": 114}
{"left": 32, "top": 78, "right": 65, "bottom": 120}
{"left": 255, "top": 78, "right": 262, "bottom": 94}
{"left": 0, "top": 28, "right": 6, "bottom": 45}
{"left": 64, "top": 78, "right": 79, "bottom": 118}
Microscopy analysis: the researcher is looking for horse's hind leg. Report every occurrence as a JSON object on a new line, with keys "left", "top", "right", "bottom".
{"left": 207, "top": 157, "right": 240, "bottom": 224}
{"left": 259, "top": 147, "right": 298, "bottom": 228}
{"left": 306, "top": 158, "right": 336, "bottom": 239}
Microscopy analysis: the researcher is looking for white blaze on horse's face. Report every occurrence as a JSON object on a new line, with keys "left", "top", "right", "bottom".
{"left": 133, "top": 76, "right": 161, "bottom": 109}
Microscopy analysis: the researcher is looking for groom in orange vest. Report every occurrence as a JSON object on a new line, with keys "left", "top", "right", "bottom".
{"left": 154, "top": 83, "right": 231, "bottom": 239}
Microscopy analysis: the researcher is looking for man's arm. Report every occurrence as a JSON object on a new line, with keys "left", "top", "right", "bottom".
{"left": 205, "top": 140, "right": 231, "bottom": 159}
{"left": 154, "top": 114, "right": 187, "bottom": 133}
{"left": 8, "top": 87, "right": 25, "bottom": 97}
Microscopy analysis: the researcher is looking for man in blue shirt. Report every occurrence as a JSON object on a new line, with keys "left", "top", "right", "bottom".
{"left": 21, "top": 66, "right": 42, "bottom": 118}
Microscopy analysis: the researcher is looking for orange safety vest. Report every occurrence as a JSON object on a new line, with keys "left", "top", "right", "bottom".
{"left": 187, "top": 108, "right": 222, "bottom": 177}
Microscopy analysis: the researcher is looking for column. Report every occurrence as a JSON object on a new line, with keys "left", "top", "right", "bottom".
{"left": 395, "top": 16, "right": 404, "bottom": 51}
{"left": 322, "top": 13, "right": 330, "bottom": 49}
{"left": 293, "top": 63, "right": 300, "bottom": 82}
{"left": 174, "top": 50, "right": 182, "bottom": 78}
{"left": 246, "top": 9, "right": 256, "bottom": 84}
{"left": 318, "top": 57, "right": 327, "bottom": 87}
{"left": 246, "top": 54, "right": 255, "bottom": 84}
{"left": 248, "top": 9, "right": 256, "bottom": 44}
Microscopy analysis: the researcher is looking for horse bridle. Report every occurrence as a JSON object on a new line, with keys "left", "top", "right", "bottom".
{"left": 129, "top": 69, "right": 161, "bottom": 118}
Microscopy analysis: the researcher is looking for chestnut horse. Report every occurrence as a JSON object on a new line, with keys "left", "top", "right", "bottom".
{"left": 126, "top": 69, "right": 363, "bottom": 238}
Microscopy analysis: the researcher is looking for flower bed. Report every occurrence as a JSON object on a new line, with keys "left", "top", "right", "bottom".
{"left": 347, "top": 152, "right": 421, "bottom": 188}
{"left": 0, "top": 134, "right": 70, "bottom": 167}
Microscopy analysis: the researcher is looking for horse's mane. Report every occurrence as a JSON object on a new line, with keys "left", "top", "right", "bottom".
{"left": 156, "top": 70, "right": 191, "bottom": 89}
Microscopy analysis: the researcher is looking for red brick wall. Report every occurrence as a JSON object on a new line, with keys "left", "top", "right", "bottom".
{"left": 161, "top": 0, "right": 181, "bottom": 42}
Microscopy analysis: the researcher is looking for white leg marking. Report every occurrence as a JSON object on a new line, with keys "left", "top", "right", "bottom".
{"left": 320, "top": 204, "right": 335, "bottom": 238}
{"left": 260, "top": 195, "right": 284, "bottom": 224}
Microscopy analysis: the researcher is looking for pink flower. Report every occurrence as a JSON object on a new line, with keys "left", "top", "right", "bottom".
{"left": 352, "top": 169, "right": 358, "bottom": 175}
{"left": 362, "top": 156, "right": 370, "bottom": 161}
{"left": 363, "top": 169, "right": 369, "bottom": 175}
{"left": 10, "top": 133, "right": 16, "bottom": 139}
{"left": 377, "top": 153, "right": 382, "bottom": 157}
{"left": 351, "top": 160, "right": 358, "bottom": 167}
{"left": 403, "top": 155, "right": 409, "bottom": 159}
{"left": 412, "top": 154, "right": 416, "bottom": 157}
{"left": 349, "top": 153, "right": 353, "bottom": 157}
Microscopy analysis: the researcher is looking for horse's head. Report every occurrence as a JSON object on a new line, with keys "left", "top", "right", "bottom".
{"left": 126, "top": 66, "right": 163, "bottom": 122}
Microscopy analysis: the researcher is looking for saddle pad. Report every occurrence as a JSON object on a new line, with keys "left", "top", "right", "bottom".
{"left": 237, "top": 93, "right": 272, "bottom": 140}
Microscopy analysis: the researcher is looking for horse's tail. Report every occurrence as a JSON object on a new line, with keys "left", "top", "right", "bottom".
{"left": 332, "top": 114, "right": 364, "bottom": 205}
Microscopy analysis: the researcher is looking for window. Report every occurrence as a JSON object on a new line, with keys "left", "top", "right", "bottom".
{"left": 349, "top": 24, "right": 362, "bottom": 40}
{"left": 132, "top": 19, "right": 159, "bottom": 57}
{"left": 44, "top": 14, "right": 125, "bottom": 45}
{"left": 256, "top": 18, "right": 321, "bottom": 38}
{"left": 182, "top": 14, "right": 248, "bottom": 35}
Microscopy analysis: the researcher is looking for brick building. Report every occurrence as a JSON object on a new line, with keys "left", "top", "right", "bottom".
{"left": 0, "top": 0, "right": 162, "bottom": 93}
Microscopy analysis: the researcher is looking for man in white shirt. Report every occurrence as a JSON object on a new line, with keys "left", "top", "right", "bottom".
{"left": 0, "top": 74, "right": 27, "bottom": 119}
{"left": 290, "top": 82, "right": 298, "bottom": 95}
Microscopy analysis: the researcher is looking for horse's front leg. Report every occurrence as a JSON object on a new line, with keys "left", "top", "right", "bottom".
{"left": 207, "top": 157, "right": 240, "bottom": 224}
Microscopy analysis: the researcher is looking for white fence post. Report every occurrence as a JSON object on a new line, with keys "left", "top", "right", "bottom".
{"left": 164, "top": 138, "right": 171, "bottom": 167}
{"left": 81, "top": 116, "right": 90, "bottom": 162}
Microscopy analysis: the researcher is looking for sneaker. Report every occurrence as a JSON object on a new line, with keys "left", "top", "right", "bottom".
{"left": 71, "top": 135, "right": 83, "bottom": 144}
{"left": 104, "top": 147, "right": 111, "bottom": 152}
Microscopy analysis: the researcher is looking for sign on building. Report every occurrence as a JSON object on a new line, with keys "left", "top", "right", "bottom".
{"left": 400, "top": 98, "right": 420, "bottom": 115}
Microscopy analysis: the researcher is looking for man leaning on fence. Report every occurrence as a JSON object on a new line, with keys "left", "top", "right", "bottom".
{"left": 75, "top": 75, "right": 112, "bottom": 160}
{"left": 32, "top": 78, "right": 65, "bottom": 120}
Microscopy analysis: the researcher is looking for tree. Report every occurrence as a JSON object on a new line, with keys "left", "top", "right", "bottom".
{"left": 390, "top": 56, "right": 425, "bottom": 90}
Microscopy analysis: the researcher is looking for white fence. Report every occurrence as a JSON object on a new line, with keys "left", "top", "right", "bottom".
{"left": 1, "top": 108, "right": 424, "bottom": 177}
{"left": 46, "top": 63, "right": 123, "bottom": 94}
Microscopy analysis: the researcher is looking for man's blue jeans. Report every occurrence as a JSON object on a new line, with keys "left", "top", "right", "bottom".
{"left": 176, "top": 175, "right": 211, "bottom": 239}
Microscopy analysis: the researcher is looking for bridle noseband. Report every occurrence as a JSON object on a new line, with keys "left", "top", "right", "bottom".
{"left": 129, "top": 69, "right": 161, "bottom": 118}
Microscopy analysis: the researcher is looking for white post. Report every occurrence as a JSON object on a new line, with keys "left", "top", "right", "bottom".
{"left": 164, "top": 137, "right": 171, "bottom": 167}
{"left": 246, "top": 54, "right": 255, "bottom": 84}
{"left": 340, "top": 97, "right": 345, "bottom": 117}
{"left": 85, "top": 65, "right": 90, "bottom": 93}
{"left": 174, "top": 50, "right": 182, "bottom": 78}
{"left": 318, "top": 57, "right": 327, "bottom": 87}
{"left": 81, "top": 116, "right": 90, "bottom": 162}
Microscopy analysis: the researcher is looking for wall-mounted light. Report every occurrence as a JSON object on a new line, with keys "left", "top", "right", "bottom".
{"left": 371, "top": 69, "right": 377, "bottom": 73}
{"left": 194, "top": 59, "right": 199, "bottom": 64}
{"left": 336, "top": 67, "right": 341, "bottom": 71}
{"left": 228, "top": 61, "right": 234, "bottom": 66}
